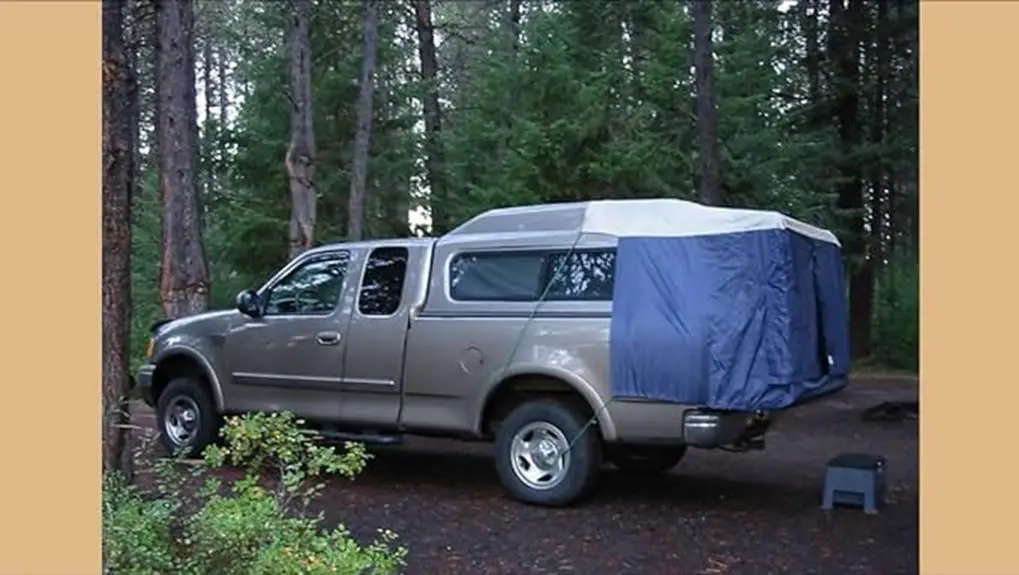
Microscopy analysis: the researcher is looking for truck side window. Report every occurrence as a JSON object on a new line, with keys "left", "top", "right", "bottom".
{"left": 264, "top": 252, "right": 349, "bottom": 316}
{"left": 358, "top": 247, "right": 409, "bottom": 316}
{"left": 449, "top": 252, "right": 546, "bottom": 301}
{"left": 448, "top": 249, "right": 616, "bottom": 302}
{"left": 544, "top": 249, "right": 616, "bottom": 301}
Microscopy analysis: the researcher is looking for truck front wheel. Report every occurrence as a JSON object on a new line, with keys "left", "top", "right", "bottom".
{"left": 494, "top": 400, "right": 603, "bottom": 507}
{"left": 155, "top": 377, "right": 220, "bottom": 457}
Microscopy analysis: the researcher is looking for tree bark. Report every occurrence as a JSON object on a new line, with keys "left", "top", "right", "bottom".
{"left": 869, "top": 0, "right": 889, "bottom": 267}
{"left": 509, "top": 0, "right": 522, "bottom": 54}
{"left": 124, "top": 0, "right": 141, "bottom": 208}
{"left": 286, "top": 0, "right": 317, "bottom": 258}
{"left": 626, "top": 2, "right": 651, "bottom": 107}
{"left": 152, "top": 1, "right": 163, "bottom": 174}
{"left": 347, "top": 0, "right": 380, "bottom": 241}
{"left": 412, "top": 0, "right": 446, "bottom": 233}
{"left": 156, "top": 0, "right": 210, "bottom": 319}
{"left": 102, "top": 0, "right": 135, "bottom": 480}
{"left": 218, "top": 42, "right": 228, "bottom": 165}
{"left": 830, "top": 0, "right": 873, "bottom": 359}
{"left": 804, "top": 0, "right": 822, "bottom": 106}
{"left": 692, "top": 0, "right": 722, "bottom": 206}
{"left": 186, "top": 4, "right": 203, "bottom": 232}
{"left": 377, "top": 70, "right": 409, "bottom": 237}
{"left": 202, "top": 24, "right": 214, "bottom": 199}
{"left": 889, "top": 0, "right": 917, "bottom": 258}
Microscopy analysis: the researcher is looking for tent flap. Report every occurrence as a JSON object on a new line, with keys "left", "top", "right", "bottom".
{"left": 609, "top": 229, "right": 850, "bottom": 412}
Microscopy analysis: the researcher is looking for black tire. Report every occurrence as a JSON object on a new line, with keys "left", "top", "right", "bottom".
{"left": 610, "top": 445, "right": 687, "bottom": 474}
{"left": 155, "top": 377, "right": 220, "bottom": 457}
{"left": 494, "top": 400, "right": 603, "bottom": 507}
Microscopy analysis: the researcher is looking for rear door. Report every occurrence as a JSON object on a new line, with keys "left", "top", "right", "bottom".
{"left": 338, "top": 244, "right": 415, "bottom": 426}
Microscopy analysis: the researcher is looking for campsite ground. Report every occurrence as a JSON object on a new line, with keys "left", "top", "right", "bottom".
{"left": 130, "top": 376, "right": 918, "bottom": 574}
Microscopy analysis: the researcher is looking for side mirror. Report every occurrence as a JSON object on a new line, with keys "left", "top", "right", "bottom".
{"left": 235, "top": 289, "right": 263, "bottom": 318}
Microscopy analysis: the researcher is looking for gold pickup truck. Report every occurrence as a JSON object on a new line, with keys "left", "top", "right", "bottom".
{"left": 137, "top": 198, "right": 850, "bottom": 507}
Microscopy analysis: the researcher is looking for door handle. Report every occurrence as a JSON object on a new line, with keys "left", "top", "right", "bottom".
{"left": 315, "top": 331, "right": 341, "bottom": 346}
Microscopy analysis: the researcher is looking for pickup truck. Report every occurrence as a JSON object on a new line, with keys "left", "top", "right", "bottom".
{"left": 137, "top": 199, "right": 847, "bottom": 507}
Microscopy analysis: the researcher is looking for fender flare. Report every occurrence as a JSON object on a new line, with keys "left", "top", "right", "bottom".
{"left": 153, "top": 345, "right": 226, "bottom": 411}
{"left": 475, "top": 365, "right": 618, "bottom": 441}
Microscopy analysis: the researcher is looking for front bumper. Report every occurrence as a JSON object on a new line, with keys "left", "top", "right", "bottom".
{"left": 136, "top": 364, "right": 156, "bottom": 407}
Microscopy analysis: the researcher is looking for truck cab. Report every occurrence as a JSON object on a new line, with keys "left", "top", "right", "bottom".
{"left": 138, "top": 239, "right": 431, "bottom": 435}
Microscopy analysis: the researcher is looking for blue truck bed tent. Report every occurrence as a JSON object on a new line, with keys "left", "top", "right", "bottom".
{"left": 578, "top": 199, "right": 851, "bottom": 412}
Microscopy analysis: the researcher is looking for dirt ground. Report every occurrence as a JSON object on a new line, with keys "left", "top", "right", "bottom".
{"left": 130, "top": 376, "right": 918, "bottom": 575}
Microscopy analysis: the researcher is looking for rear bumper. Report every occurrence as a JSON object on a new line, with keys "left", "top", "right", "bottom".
{"left": 680, "top": 376, "right": 848, "bottom": 446}
{"left": 610, "top": 401, "right": 768, "bottom": 447}
{"left": 682, "top": 410, "right": 770, "bottom": 447}
{"left": 607, "top": 376, "right": 847, "bottom": 447}
{"left": 136, "top": 364, "right": 156, "bottom": 407}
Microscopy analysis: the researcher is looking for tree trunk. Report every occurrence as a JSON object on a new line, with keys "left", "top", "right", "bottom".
{"left": 377, "top": 71, "right": 409, "bottom": 237}
{"left": 804, "top": 0, "right": 821, "bottom": 106}
{"left": 186, "top": 5, "right": 203, "bottom": 233}
{"left": 509, "top": 0, "right": 522, "bottom": 53}
{"left": 217, "top": 41, "right": 228, "bottom": 186}
{"left": 102, "top": 0, "right": 135, "bottom": 480}
{"left": 124, "top": 0, "right": 141, "bottom": 208}
{"left": 413, "top": 0, "right": 446, "bottom": 234}
{"left": 152, "top": 1, "right": 163, "bottom": 175}
{"left": 286, "top": 0, "right": 317, "bottom": 259}
{"left": 202, "top": 27, "right": 214, "bottom": 199}
{"left": 627, "top": 2, "right": 651, "bottom": 107}
{"left": 869, "top": 0, "right": 889, "bottom": 267}
{"left": 691, "top": 0, "right": 722, "bottom": 206}
{"left": 218, "top": 43, "right": 228, "bottom": 127}
{"left": 347, "top": 0, "right": 380, "bottom": 241}
{"left": 887, "top": 179, "right": 897, "bottom": 256}
{"left": 889, "top": 0, "right": 917, "bottom": 258}
{"left": 830, "top": 0, "right": 873, "bottom": 359}
{"left": 156, "top": 0, "right": 210, "bottom": 319}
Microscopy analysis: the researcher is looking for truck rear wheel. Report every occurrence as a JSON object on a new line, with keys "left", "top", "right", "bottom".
{"left": 610, "top": 445, "right": 687, "bottom": 474}
{"left": 494, "top": 400, "right": 602, "bottom": 507}
{"left": 155, "top": 377, "right": 220, "bottom": 457}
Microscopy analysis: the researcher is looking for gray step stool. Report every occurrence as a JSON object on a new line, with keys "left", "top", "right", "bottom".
{"left": 821, "top": 453, "right": 886, "bottom": 514}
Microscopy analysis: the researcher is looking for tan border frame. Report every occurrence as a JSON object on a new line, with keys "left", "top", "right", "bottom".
{"left": 0, "top": 0, "right": 1016, "bottom": 573}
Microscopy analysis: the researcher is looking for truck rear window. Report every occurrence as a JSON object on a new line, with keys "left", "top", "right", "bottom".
{"left": 358, "top": 247, "right": 409, "bottom": 316}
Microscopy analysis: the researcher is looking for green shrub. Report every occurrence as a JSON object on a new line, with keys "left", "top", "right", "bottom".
{"left": 102, "top": 474, "right": 178, "bottom": 575}
{"left": 103, "top": 412, "right": 407, "bottom": 575}
{"left": 871, "top": 259, "right": 919, "bottom": 372}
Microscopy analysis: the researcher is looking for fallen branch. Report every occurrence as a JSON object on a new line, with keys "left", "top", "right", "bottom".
{"left": 861, "top": 401, "right": 918, "bottom": 422}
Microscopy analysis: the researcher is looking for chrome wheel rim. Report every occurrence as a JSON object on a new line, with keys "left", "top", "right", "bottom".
{"left": 509, "top": 421, "right": 572, "bottom": 491}
{"left": 163, "top": 396, "right": 200, "bottom": 446}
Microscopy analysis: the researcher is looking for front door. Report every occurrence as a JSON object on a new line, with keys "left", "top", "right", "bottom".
{"left": 223, "top": 248, "right": 357, "bottom": 423}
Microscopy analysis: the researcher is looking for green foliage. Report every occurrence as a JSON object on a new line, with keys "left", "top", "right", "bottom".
{"left": 129, "top": 0, "right": 919, "bottom": 380}
{"left": 129, "top": 169, "right": 163, "bottom": 374}
{"left": 102, "top": 474, "right": 179, "bottom": 575}
{"left": 102, "top": 413, "right": 407, "bottom": 575}
{"left": 205, "top": 412, "right": 370, "bottom": 508}
{"left": 871, "top": 256, "right": 919, "bottom": 371}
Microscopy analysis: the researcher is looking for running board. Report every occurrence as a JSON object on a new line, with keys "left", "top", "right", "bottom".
{"left": 316, "top": 429, "right": 404, "bottom": 446}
